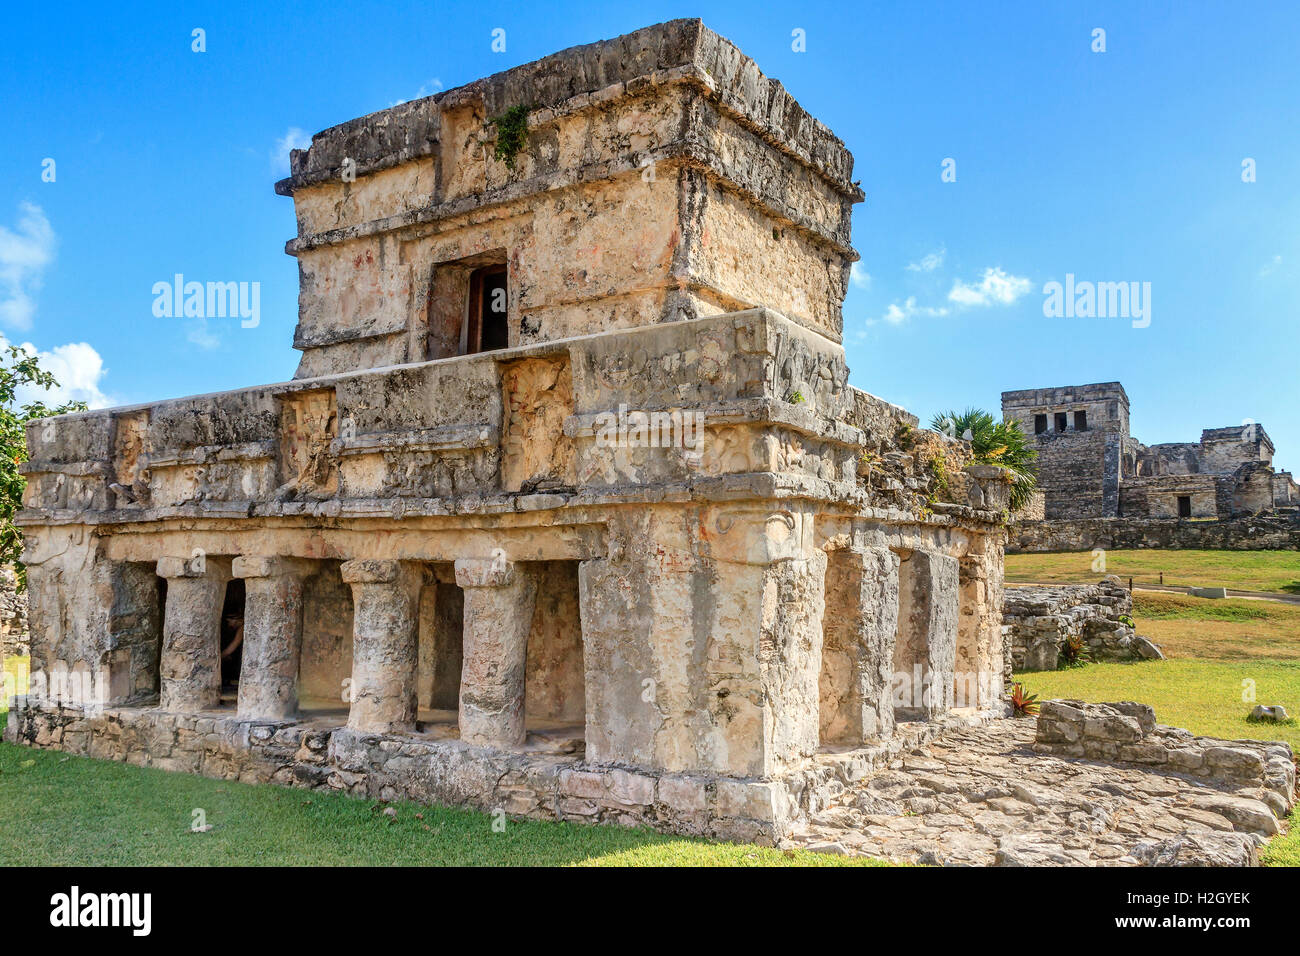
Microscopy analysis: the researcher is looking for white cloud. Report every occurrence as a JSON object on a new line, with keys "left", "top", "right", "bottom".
{"left": 1, "top": 337, "right": 111, "bottom": 409}
{"left": 850, "top": 262, "right": 871, "bottom": 288}
{"left": 1259, "top": 254, "right": 1282, "bottom": 277}
{"left": 0, "top": 202, "right": 56, "bottom": 331}
{"left": 906, "top": 247, "right": 945, "bottom": 273}
{"left": 186, "top": 317, "right": 221, "bottom": 350}
{"left": 390, "top": 78, "right": 444, "bottom": 107}
{"left": 0, "top": 206, "right": 112, "bottom": 409}
{"left": 948, "top": 267, "right": 1033, "bottom": 307}
{"left": 875, "top": 296, "right": 949, "bottom": 326}
{"left": 272, "top": 127, "right": 312, "bottom": 174}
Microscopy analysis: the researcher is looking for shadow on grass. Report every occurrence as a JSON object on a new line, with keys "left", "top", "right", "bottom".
{"left": 0, "top": 718, "right": 883, "bottom": 867}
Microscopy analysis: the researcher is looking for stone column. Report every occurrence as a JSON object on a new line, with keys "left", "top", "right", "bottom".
{"left": 892, "top": 550, "right": 959, "bottom": 720}
{"left": 955, "top": 534, "right": 1005, "bottom": 709}
{"left": 820, "top": 547, "right": 901, "bottom": 744}
{"left": 455, "top": 557, "right": 538, "bottom": 749}
{"left": 157, "top": 554, "right": 232, "bottom": 713}
{"left": 233, "top": 556, "right": 311, "bottom": 721}
{"left": 341, "top": 559, "right": 423, "bottom": 734}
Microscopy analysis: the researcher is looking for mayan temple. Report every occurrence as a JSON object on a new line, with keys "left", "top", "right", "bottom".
{"left": 6, "top": 20, "right": 1016, "bottom": 843}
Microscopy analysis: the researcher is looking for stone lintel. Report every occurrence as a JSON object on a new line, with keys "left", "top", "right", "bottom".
{"left": 157, "top": 554, "right": 229, "bottom": 579}
{"left": 232, "top": 555, "right": 314, "bottom": 579}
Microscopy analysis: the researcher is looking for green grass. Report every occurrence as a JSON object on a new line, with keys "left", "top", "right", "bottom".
{"left": 1013, "top": 659, "right": 1300, "bottom": 752}
{"left": 1132, "top": 592, "right": 1300, "bottom": 661}
{"left": 0, "top": 701, "right": 883, "bottom": 867}
{"left": 1263, "top": 806, "right": 1300, "bottom": 866}
{"left": 1006, "top": 548, "right": 1300, "bottom": 593}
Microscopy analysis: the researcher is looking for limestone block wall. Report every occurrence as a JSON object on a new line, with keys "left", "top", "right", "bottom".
{"left": 1007, "top": 513, "right": 1300, "bottom": 552}
{"left": 0, "top": 566, "right": 29, "bottom": 658}
{"left": 1119, "top": 474, "right": 1218, "bottom": 518}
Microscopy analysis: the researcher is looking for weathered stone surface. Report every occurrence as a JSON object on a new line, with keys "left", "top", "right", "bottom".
{"left": 234, "top": 557, "right": 311, "bottom": 720}
{"left": 892, "top": 551, "right": 958, "bottom": 720}
{"left": 1129, "top": 832, "right": 1258, "bottom": 867}
{"left": 342, "top": 559, "right": 423, "bottom": 734}
{"left": 787, "top": 718, "right": 1294, "bottom": 867}
{"left": 157, "top": 557, "right": 232, "bottom": 713}
{"left": 456, "top": 558, "right": 538, "bottom": 749}
{"left": 1035, "top": 700, "right": 1294, "bottom": 813}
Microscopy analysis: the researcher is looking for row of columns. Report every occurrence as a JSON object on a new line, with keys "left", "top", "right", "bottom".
{"left": 154, "top": 554, "right": 540, "bottom": 747}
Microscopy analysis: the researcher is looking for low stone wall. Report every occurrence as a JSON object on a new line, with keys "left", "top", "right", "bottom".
{"left": 0, "top": 566, "right": 27, "bottom": 659}
{"left": 1035, "top": 700, "right": 1296, "bottom": 832}
{"left": 1008, "top": 512, "right": 1300, "bottom": 552}
{"left": 1, "top": 696, "right": 1005, "bottom": 844}
{"left": 1003, "top": 577, "right": 1161, "bottom": 674}
{"left": 3, "top": 700, "right": 793, "bottom": 843}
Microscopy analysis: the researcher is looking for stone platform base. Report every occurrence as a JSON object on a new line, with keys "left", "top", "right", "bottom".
{"left": 787, "top": 718, "right": 1296, "bottom": 866}
{"left": 2, "top": 698, "right": 1004, "bottom": 845}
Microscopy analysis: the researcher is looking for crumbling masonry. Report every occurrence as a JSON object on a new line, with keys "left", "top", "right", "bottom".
{"left": 5, "top": 21, "right": 1014, "bottom": 844}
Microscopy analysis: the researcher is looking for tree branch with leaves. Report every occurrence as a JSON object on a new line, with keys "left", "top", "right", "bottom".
{"left": 0, "top": 344, "right": 88, "bottom": 587}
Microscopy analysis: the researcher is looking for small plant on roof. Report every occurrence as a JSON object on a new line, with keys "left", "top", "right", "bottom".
{"left": 490, "top": 104, "right": 532, "bottom": 170}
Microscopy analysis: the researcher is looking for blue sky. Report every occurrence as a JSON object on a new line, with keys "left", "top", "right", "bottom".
{"left": 3, "top": 1, "right": 1297, "bottom": 464}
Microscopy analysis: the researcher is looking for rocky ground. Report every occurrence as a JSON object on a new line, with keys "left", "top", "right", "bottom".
{"left": 787, "top": 718, "right": 1289, "bottom": 866}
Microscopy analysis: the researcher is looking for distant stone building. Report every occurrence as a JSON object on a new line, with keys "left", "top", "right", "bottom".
{"left": 1002, "top": 382, "right": 1298, "bottom": 521}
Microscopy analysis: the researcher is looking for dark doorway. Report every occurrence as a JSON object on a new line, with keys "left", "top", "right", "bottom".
{"left": 465, "top": 264, "right": 509, "bottom": 354}
{"left": 1177, "top": 495, "right": 1192, "bottom": 518}
{"left": 1054, "top": 412, "right": 1068, "bottom": 433}
{"left": 1074, "top": 410, "right": 1088, "bottom": 431}
{"left": 1034, "top": 414, "right": 1047, "bottom": 435}
{"left": 219, "top": 579, "right": 246, "bottom": 695}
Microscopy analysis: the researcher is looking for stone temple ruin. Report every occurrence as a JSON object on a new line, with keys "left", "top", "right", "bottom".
{"left": 1003, "top": 381, "right": 1298, "bottom": 522}
{"left": 8, "top": 24, "right": 1294, "bottom": 861}
{"left": 5, "top": 21, "right": 1014, "bottom": 844}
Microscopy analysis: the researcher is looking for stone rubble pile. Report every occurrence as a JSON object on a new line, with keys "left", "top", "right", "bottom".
{"left": 1003, "top": 575, "right": 1162, "bottom": 674}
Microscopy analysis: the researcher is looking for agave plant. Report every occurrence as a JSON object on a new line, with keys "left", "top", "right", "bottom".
{"left": 1058, "top": 633, "right": 1091, "bottom": 668}
{"left": 929, "top": 407, "right": 1039, "bottom": 512}
{"left": 1008, "top": 681, "right": 1040, "bottom": 717}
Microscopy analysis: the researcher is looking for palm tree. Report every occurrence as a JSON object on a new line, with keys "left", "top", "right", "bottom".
{"left": 929, "top": 407, "right": 1038, "bottom": 512}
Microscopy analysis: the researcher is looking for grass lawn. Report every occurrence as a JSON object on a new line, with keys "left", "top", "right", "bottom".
{"left": 1005, "top": 548, "right": 1300, "bottom": 593}
{"left": 1264, "top": 807, "right": 1300, "bottom": 866}
{"left": 1134, "top": 591, "right": 1300, "bottom": 661}
{"left": 1013, "top": 659, "right": 1300, "bottom": 752}
{"left": 0, "top": 702, "right": 884, "bottom": 867}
